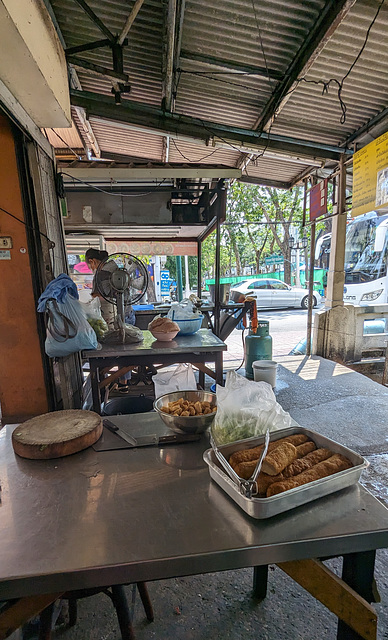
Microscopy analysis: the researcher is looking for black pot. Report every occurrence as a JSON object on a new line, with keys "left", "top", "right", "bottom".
{"left": 102, "top": 394, "right": 154, "bottom": 416}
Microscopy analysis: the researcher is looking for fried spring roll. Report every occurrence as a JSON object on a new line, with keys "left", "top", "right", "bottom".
{"left": 295, "top": 441, "right": 316, "bottom": 458}
{"left": 261, "top": 442, "right": 298, "bottom": 476}
{"left": 229, "top": 433, "right": 309, "bottom": 468}
{"left": 282, "top": 448, "right": 333, "bottom": 478}
{"left": 267, "top": 454, "right": 353, "bottom": 497}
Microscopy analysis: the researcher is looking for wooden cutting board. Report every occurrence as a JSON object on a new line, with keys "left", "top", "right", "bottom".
{"left": 12, "top": 410, "right": 103, "bottom": 459}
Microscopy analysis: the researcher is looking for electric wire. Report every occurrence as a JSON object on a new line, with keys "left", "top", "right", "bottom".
{"left": 0, "top": 205, "right": 54, "bottom": 245}
{"left": 170, "top": 138, "right": 222, "bottom": 162}
{"left": 50, "top": 129, "right": 82, "bottom": 159}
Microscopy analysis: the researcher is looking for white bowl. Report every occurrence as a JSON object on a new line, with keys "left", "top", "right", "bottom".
{"left": 150, "top": 330, "right": 179, "bottom": 341}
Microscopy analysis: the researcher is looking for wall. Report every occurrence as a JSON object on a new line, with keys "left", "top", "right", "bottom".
{"left": 0, "top": 115, "right": 49, "bottom": 421}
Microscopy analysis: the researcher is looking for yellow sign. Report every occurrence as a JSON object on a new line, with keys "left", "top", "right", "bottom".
{"left": 352, "top": 131, "right": 388, "bottom": 216}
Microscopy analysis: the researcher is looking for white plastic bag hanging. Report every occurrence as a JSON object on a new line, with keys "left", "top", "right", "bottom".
{"left": 152, "top": 364, "right": 197, "bottom": 399}
{"left": 211, "top": 370, "right": 291, "bottom": 445}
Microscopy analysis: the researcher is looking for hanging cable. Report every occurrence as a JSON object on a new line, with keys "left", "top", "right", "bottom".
{"left": 49, "top": 129, "right": 82, "bottom": 159}
{"left": 0, "top": 205, "right": 55, "bottom": 245}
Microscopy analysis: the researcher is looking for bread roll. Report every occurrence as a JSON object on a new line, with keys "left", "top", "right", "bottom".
{"left": 282, "top": 448, "right": 333, "bottom": 478}
{"left": 229, "top": 433, "right": 309, "bottom": 468}
{"left": 267, "top": 454, "right": 352, "bottom": 497}
{"left": 261, "top": 442, "right": 298, "bottom": 476}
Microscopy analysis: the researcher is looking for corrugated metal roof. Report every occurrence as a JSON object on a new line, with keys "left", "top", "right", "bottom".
{"left": 45, "top": 121, "right": 83, "bottom": 150}
{"left": 272, "top": 0, "right": 388, "bottom": 146}
{"left": 245, "top": 156, "right": 314, "bottom": 184}
{"left": 48, "top": 0, "right": 388, "bottom": 188}
{"left": 89, "top": 117, "right": 165, "bottom": 160}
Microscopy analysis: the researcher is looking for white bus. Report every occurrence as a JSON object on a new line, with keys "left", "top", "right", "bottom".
{"left": 343, "top": 211, "right": 388, "bottom": 305}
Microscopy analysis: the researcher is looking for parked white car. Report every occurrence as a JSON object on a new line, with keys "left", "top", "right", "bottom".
{"left": 229, "top": 278, "right": 321, "bottom": 309}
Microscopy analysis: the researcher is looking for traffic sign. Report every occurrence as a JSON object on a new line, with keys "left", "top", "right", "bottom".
{"left": 160, "top": 270, "right": 170, "bottom": 294}
{"left": 265, "top": 255, "right": 283, "bottom": 266}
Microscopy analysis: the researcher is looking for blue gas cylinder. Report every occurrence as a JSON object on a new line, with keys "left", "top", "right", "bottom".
{"left": 245, "top": 320, "right": 273, "bottom": 379}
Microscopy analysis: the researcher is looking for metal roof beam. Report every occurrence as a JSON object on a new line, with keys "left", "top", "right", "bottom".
{"left": 162, "top": 0, "right": 177, "bottom": 112}
{"left": 70, "top": 89, "right": 352, "bottom": 162}
{"left": 239, "top": 176, "right": 291, "bottom": 190}
{"left": 342, "top": 107, "right": 388, "bottom": 147}
{"left": 65, "top": 39, "right": 113, "bottom": 56}
{"left": 254, "top": 0, "right": 356, "bottom": 132}
{"left": 180, "top": 50, "right": 283, "bottom": 81}
{"left": 72, "top": 0, "right": 115, "bottom": 42}
{"left": 67, "top": 55, "right": 129, "bottom": 82}
{"left": 118, "top": 0, "right": 146, "bottom": 45}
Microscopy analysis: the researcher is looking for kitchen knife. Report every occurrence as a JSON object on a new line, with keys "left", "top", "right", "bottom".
{"left": 103, "top": 419, "right": 201, "bottom": 447}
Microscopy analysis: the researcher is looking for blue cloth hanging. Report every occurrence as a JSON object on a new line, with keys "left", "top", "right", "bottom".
{"left": 37, "top": 274, "right": 79, "bottom": 312}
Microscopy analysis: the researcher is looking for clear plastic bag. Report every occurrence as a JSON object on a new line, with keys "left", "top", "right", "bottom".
{"left": 152, "top": 364, "right": 197, "bottom": 399}
{"left": 101, "top": 316, "right": 144, "bottom": 344}
{"left": 167, "top": 301, "right": 199, "bottom": 321}
{"left": 80, "top": 298, "right": 109, "bottom": 339}
{"left": 45, "top": 295, "right": 98, "bottom": 357}
{"left": 211, "top": 370, "right": 291, "bottom": 445}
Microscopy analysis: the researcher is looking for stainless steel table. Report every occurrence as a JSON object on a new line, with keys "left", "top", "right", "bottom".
{"left": 1, "top": 413, "right": 388, "bottom": 640}
{"left": 82, "top": 329, "right": 227, "bottom": 413}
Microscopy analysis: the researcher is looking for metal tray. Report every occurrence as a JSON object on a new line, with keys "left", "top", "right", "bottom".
{"left": 203, "top": 426, "right": 369, "bottom": 519}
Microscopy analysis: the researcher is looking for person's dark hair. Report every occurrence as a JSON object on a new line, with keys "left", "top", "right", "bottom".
{"left": 85, "top": 248, "right": 108, "bottom": 263}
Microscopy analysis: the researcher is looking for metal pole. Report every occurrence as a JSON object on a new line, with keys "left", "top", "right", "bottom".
{"left": 197, "top": 240, "right": 202, "bottom": 298}
{"left": 176, "top": 255, "right": 183, "bottom": 301}
{"left": 326, "top": 154, "right": 347, "bottom": 309}
{"left": 306, "top": 221, "right": 316, "bottom": 356}
{"left": 184, "top": 254, "right": 190, "bottom": 297}
{"left": 214, "top": 214, "right": 221, "bottom": 336}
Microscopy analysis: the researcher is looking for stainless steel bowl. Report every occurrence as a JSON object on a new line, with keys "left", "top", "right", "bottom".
{"left": 154, "top": 390, "right": 217, "bottom": 434}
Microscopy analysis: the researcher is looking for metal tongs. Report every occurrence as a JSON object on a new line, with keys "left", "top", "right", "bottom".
{"left": 210, "top": 428, "right": 270, "bottom": 499}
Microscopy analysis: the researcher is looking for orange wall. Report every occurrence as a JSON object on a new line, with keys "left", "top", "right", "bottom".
{"left": 0, "top": 115, "right": 49, "bottom": 422}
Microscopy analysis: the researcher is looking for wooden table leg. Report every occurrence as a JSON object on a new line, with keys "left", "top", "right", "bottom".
{"left": 252, "top": 565, "right": 268, "bottom": 601}
{"left": 337, "top": 551, "right": 377, "bottom": 640}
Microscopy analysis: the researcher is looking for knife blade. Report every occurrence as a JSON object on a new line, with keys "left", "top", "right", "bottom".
{"left": 103, "top": 419, "right": 138, "bottom": 446}
{"left": 103, "top": 420, "right": 201, "bottom": 448}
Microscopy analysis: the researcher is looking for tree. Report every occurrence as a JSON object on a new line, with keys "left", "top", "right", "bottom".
{"left": 225, "top": 182, "right": 305, "bottom": 283}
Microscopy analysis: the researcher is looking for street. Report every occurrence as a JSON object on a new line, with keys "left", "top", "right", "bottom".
{"left": 224, "top": 304, "right": 324, "bottom": 367}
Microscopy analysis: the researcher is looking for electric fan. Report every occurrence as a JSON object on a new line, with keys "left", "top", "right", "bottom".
{"left": 95, "top": 253, "right": 148, "bottom": 323}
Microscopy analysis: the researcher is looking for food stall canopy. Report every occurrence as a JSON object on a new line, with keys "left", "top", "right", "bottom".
{"left": 45, "top": 0, "right": 388, "bottom": 189}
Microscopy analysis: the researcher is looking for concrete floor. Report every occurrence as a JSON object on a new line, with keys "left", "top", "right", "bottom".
{"left": 31, "top": 355, "right": 388, "bottom": 640}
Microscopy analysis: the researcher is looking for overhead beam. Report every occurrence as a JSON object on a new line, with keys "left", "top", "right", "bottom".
{"left": 239, "top": 175, "right": 291, "bottom": 190}
{"left": 70, "top": 89, "right": 352, "bottom": 162}
{"left": 180, "top": 50, "right": 283, "bottom": 81}
{"left": 343, "top": 106, "right": 388, "bottom": 147}
{"left": 67, "top": 55, "right": 129, "bottom": 82}
{"left": 73, "top": 0, "right": 115, "bottom": 42}
{"left": 118, "top": 0, "right": 146, "bottom": 45}
{"left": 61, "top": 166, "right": 242, "bottom": 180}
{"left": 254, "top": 0, "right": 356, "bottom": 132}
{"left": 162, "top": 0, "right": 177, "bottom": 111}
{"left": 65, "top": 39, "right": 112, "bottom": 56}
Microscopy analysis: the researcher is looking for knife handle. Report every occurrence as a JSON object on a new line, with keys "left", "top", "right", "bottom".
{"left": 159, "top": 434, "right": 201, "bottom": 444}
{"left": 103, "top": 419, "right": 119, "bottom": 432}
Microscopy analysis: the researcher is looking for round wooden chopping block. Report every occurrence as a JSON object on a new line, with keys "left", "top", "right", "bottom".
{"left": 12, "top": 410, "right": 103, "bottom": 459}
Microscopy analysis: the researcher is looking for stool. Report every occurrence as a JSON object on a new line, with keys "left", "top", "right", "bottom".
{"left": 38, "top": 582, "right": 154, "bottom": 640}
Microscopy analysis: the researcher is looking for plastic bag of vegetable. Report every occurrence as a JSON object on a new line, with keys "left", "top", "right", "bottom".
{"left": 44, "top": 295, "right": 98, "bottom": 357}
{"left": 101, "top": 316, "right": 144, "bottom": 344}
{"left": 80, "top": 298, "right": 109, "bottom": 339}
{"left": 211, "top": 370, "right": 291, "bottom": 445}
